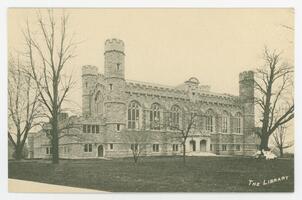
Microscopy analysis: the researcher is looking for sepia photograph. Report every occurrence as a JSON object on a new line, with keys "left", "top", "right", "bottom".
{"left": 6, "top": 8, "right": 294, "bottom": 193}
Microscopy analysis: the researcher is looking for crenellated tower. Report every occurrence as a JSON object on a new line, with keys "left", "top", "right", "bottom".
{"left": 82, "top": 65, "right": 98, "bottom": 117}
{"left": 239, "top": 70, "right": 256, "bottom": 155}
{"left": 103, "top": 39, "right": 126, "bottom": 140}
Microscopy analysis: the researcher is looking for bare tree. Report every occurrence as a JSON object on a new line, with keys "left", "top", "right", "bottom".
{"left": 122, "top": 130, "right": 150, "bottom": 164}
{"left": 160, "top": 106, "right": 200, "bottom": 165}
{"left": 123, "top": 104, "right": 200, "bottom": 165}
{"left": 43, "top": 113, "right": 79, "bottom": 140}
{"left": 254, "top": 47, "right": 294, "bottom": 151}
{"left": 272, "top": 125, "right": 293, "bottom": 157}
{"left": 8, "top": 53, "right": 42, "bottom": 160}
{"left": 22, "top": 9, "right": 77, "bottom": 164}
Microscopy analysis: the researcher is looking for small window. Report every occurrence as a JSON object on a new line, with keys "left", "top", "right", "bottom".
{"left": 172, "top": 144, "right": 178, "bottom": 151}
{"left": 236, "top": 145, "right": 241, "bottom": 151}
{"left": 83, "top": 125, "right": 87, "bottom": 133}
{"left": 117, "top": 124, "right": 120, "bottom": 132}
{"left": 109, "top": 144, "right": 114, "bottom": 150}
{"left": 131, "top": 144, "right": 139, "bottom": 151}
{"left": 84, "top": 144, "right": 93, "bottom": 152}
{"left": 210, "top": 144, "right": 212, "bottom": 151}
{"left": 117, "top": 63, "right": 120, "bottom": 71}
{"left": 96, "top": 125, "right": 100, "bottom": 133}
{"left": 109, "top": 84, "right": 113, "bottom": 91}
{"left": 153, "top": 144, "right": 159, "bottom": 152}
{"left": 222, "top": 144, "right": 227, "bottom": 151}
{"left": 46, "top": 147, "right": 52, "bottom": 154}
{"left": 87, "top": 125, "right": 91, "bottom": 133}
{"left": 85, "top": 82, "right": 88, "bottom": 88}
{"left": 92, "top": 125, "right": 95, "bottom": 133}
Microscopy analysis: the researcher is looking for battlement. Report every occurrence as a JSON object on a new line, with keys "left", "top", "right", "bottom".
{"left": 125, "top": 79, "right": 239, "bottom": 104}
{"left": 82, "top": 65, "right": 98, "bottom": 76}
{"left": 239, "top": 70, "right": 254, "bottom": 82}
{"left": 105, "top": 38, "right": 125, "bottom": 53}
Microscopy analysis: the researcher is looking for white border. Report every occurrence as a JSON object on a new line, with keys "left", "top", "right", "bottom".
{"left": 1, "top": 1, "right": 301, "bottom": 200}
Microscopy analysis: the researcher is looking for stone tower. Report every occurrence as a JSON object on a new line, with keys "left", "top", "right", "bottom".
{"left": 103, "top": 39, "right": 126, "bottom": 143}
{"left": 82, "top": 65, "right": 98, "bottom": 117}
{"left": 239, "top": 70, "right": 256, "bottom": 155}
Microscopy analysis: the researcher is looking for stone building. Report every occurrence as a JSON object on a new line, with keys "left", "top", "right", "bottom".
{"left": 29, "top": 38, "right": 258, "bottom": 159}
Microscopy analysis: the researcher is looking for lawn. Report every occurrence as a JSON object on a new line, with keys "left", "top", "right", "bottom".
{"left": 8, "top": 156, "right": 294, "bottom": 192}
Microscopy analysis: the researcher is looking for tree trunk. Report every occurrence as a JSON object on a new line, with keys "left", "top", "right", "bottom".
{"left": 182, "top": 143, "right": 186, "bottom": 165}
{"left": 52, "top": 113, "right": 59, "bottom": 164}
{"left": 279, "top": 146, "right": 284, "bottom": 157}
{"left": 14, "top": 135, "right": 25, "bottom": 160}
{"left": 14, "top": 145, "right": 23, "bottom": 160}
{"left": 260, "top": 134, "right": 269, "bottom": 151}
{"left": 52, "top": 78, "right": 60, "bottom": 164}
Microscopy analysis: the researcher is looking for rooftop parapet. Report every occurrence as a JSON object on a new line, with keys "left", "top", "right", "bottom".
{"left": 105, "top": 38, "right": 125, "bottom": 53}
{"left": 82, "top": 65, "right": 98, "bottom": 76}
{"left": 239, "top": 70, "right": 254, "bottom": 82}
{"left": 126, "top": 79, "right": 239, "bottom": 102}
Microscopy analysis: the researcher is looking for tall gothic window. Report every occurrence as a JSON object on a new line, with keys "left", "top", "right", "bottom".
{"left": 128, "top": 101, "right": 140, "bottom": 129}
{"left": 170, "top": 105, "right": 181, "bottom": 129}
{"left": 234, "top": 112, "right": 242, "bottom": 133}
{"left": 150, "top": 103, "right": 161, "bottom": 130}
{"left": 205, "top": 109, "right": 215, "bottom": 132}
{"left": 222, "top": 111, "right": 229, "bottom": 133}
{"left": 95, "top": 91, "right": 103, "bottom": 115}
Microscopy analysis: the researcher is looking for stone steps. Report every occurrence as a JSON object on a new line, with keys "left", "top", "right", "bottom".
{"left": 187, "top": 152, "right": 217, "bottom": 157}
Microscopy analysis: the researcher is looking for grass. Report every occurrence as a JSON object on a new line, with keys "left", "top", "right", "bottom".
{"left": 8, "top": 156, "right": 294, "bottom": 192}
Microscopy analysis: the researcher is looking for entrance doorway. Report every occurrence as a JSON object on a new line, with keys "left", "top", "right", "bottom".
{"left": 200, "top": 140, "right": 207, "bottom": 152}
{"left": 98, "top": 145, "right": 104, "bottom": 157}
{"left": 190, "top": 140, "right": 196, "bottom": 152}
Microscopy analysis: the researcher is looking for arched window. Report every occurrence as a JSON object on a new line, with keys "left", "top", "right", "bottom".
{"left": 170, "top": 105, "right": 181, "bottom": 129}
{"left": 222, "top": 111, "right": 229, "bottom": 133}
{"left": 128, "top": 101, "right": 140, "bottom": 129}
{"left": 234, "top": 112, "right": 242, "bottom": 133}
{"left": 205, "top": 109, "right": 215, "bottom": 132}
{"left": 150, "top": 103, "right": 161, "bottom": 130}
{"left": 95, "top": 91, "right": 103, "bottom": 115}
